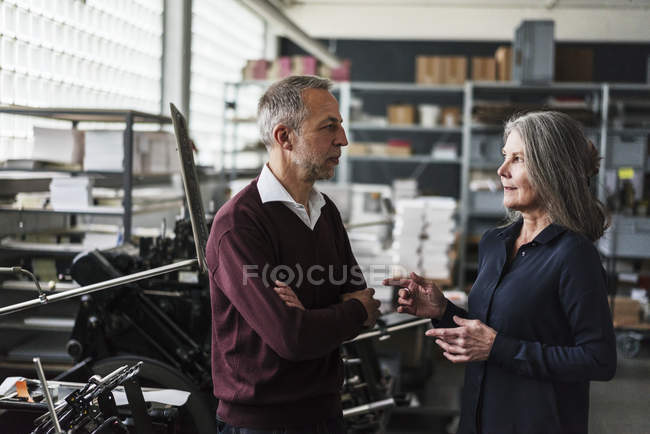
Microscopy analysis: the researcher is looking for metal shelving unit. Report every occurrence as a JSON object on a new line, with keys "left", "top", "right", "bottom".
{"left": 221, "top": 81, "right": 649, "bottom": 291}
{"left": 346, "top": 82, "right": 463, "bottom": 93}
{"left": 0, "top": 200, "right": 182, "bottom": 216}
{"left": 221, "top": 82, "right": 269, "bottom": 183}
{"left": 0, "top": 106, "right": 173, "bottom": 243}
{"left": 349, "top": 123, "right": 463, "bottom": 134}
{"left": 339, "top": 81, "right": 465, "bottom": 188}
{"left": 597, "top": 84, "right": 650, "bottom": 263}
{"left": 458, "top": 81, "right": 605, "bottom": 289}
{"left": 349, "top": 155, "right": 461, "bottom": 164}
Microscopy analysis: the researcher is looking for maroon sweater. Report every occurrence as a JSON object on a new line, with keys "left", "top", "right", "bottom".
{"left": 206, "top": 178, "right": 368, "bottom": 428}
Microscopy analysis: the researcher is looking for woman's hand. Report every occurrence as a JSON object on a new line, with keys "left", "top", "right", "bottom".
{"left": 426, "top": 316, "right": 497, "bottom": 363}
{"left": 273, "top": 280, "right": 305, "bottom": 311}
{"left": 383, "top": 272, "right": 447, "bottom": 319}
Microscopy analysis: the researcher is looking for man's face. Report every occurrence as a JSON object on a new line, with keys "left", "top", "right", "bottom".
{"left": 291, "top": 88, "right": 348, "bottom": 181}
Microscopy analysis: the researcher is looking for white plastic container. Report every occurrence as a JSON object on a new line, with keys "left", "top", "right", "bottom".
{"left": 418, "top": 104, "right": 441, "bottom": 127}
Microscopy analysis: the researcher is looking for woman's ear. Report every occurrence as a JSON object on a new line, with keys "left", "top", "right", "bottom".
{"left": 272, "top": 124, "right": 292, "bottom": 150}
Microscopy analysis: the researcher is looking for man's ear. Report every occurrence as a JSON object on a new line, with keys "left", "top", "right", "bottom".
{"left": 272, "top": 124, "right": 292, "bottom": 150}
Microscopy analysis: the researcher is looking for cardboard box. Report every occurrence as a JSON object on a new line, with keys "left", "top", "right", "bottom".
{"left": 387, "top": 139, "right": 412, "bottom": 156}
{"left": 332, "top": 59, "right": 351, "bottom": 81}
{"left": 445, "top": 56, "right": 467, "bottom": 84}
{"left": 611, "top": 296, "right": 642, "bottom": 326}
{"left": 415, "top": 56, "right": 466, "bottom": 84}
{"left": 319, "top": 59, "right": 351, "bottom": 82}
{"left": 242, "top": 61, "right": 255, "bottom": 81}
{"left": 267, "top": 57, "right": 292, "bottom": 80}
{"left": 291, "top": 56, "right": 317, "bottom": 76}
{"left": 472, "top": 57, "right": 497, "bottom": 81}
{"left": 347, "top": 142, "right": 369, "bottom": 156}
{"left": 368, "top": 143, "right": 389, "bottom": 155}
{"left": 495, "top": 46, "right": 513, "bottom": 81}
{"left": 555, "top": 47, "right": 593, "bottom": 82}
{"left": 416, "top": 56, "right": 445, "bottom": 84}
{"left": 441, "top": 107, "right": 461, "bottom": 127}
{"left": 242, "top": 59, "right": 269, "bottom": 80}
{"left": 387, "top": 104, "right": 415, "bottom": 125}
{"left": 386, "top": 146, "right": 412, "bottom": 157}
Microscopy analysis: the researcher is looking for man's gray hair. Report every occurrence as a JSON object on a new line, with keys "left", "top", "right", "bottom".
{"left": 257, "top": 75, "right": 332, "bottom": 150}
{"left": 502, "top": 111, "right": 609, "bottom": 241}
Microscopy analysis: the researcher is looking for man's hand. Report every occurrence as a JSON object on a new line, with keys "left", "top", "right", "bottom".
{"left": 342, "top": 288, "right": 381, "bottom": 327}
{"left": 273, "top": 281, "right": 305, "bottom": 311}
{"left": 383, "top": 272, "right": 447, "bottom": 319}
{"left": 425, "top": 316, "right": 497, "bottom": 363}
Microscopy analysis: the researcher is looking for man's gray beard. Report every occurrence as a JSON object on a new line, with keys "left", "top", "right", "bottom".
{"left": 296, "top": 159, "right": 332, "bottom": 182}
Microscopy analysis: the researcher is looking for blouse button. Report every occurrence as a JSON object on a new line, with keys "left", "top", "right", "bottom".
{"left": 521, "top": 251, "right": 526, "bottom": 256}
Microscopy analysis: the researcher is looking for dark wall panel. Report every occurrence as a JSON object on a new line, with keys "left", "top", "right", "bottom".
{"left": 280, "top": 38, "right": 650, "bottom": 83}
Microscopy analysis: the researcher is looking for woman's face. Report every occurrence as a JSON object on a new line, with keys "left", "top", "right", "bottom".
{"left": 497, "top": 130, "right": 540, "bottom": 213}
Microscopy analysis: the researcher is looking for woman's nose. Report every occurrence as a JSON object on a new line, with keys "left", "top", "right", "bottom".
{"left": 497, "top": 160, "right": 509, "bottom": 177}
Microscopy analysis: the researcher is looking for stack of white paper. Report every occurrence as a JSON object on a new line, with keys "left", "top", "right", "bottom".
{"left": 32, "top": 127, "right": 84, "bottom": 165}
{"left": 137, "top": 132, "right": 178, "bottom": 174}
{"left": 14, "top": 192, "right": 50, "bottom": 209}
{"left": 392, "top": 197, "right": 457, "bottom": 280}
{"left": 83, "top": 232, "right": 120, "bottom": 249}
{"left": 315, "top": 182, "right": 351, "bottom": 222}
{"left": 84, "top": 131, "right": 177, "bottom": 173}
{"left": 84, "top": 130, "right": 127, "bottom": 172}
{"left": 393, "top": 178, "right": 418, "bottom": 200}
{"left": 50, "top": 176, "right": 93, "bottom": 210}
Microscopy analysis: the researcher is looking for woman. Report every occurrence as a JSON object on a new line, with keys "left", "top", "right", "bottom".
{"left": 386, "top": 111, "right": 617, "bottom": 434}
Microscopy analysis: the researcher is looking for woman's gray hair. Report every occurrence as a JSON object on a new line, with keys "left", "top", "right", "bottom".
{"left": 502, "top": 111, "right": 609, "bottom": 241}
{"left": 257, "top": 75, "right": 332, "bottom": 149}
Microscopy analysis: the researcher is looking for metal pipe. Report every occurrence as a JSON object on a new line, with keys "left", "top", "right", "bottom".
{"left": 123, "top": 112, "right": 134, "bottom": 243}
{"left": 0, "top": 267, "right": 50, "bottom": 302}
{"left": 598, "top": 84, "right": 609, "bottom": 203}
{"left": 346, "top": 318, "right": 432, "bottom": 343}
{"left": 237, "top": 0, "right": 342, "bottom": 68}
{"left": 0, "top": 259, "right": 198, "bottom": 317}
{"left": 342, "top": 397, "right": 395, "bottom": 418}
{"left": 89, "top": 365, "right": 128, "bottom": 386}
{"left": 458, "top": 81, "right": 473, "bottom": 291}
{"left": 33, "top": 357, "right": 63, "bottom": 434}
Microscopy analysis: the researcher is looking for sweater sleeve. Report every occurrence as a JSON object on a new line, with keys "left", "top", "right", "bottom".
{"left": 212, "top": 227, "right": 368, "bottom": 362}
{"left": 488, "top": 240, "right": 617, "bottom": 382}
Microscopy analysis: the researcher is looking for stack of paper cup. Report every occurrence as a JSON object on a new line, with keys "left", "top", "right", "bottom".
{"left": 418, "top": 104, "right": 441, "bottom": 127}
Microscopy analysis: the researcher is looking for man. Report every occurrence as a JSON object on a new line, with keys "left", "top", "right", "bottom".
{"left": 206, "top": 75, "right": 381, "bottom": 433}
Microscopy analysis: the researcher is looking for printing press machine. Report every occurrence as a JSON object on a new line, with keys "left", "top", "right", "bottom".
{"left": 1, "top": 230, "right": 422, "bottom": 433}
{"left": 0, "top": 104, "right": 430, "bottom": 433}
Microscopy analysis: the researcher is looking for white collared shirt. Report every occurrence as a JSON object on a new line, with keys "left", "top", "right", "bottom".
{"left": 257, "top": 163, "right": 326, "bottom": 230}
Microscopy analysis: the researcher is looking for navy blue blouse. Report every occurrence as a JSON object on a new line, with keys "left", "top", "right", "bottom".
{"left": 436, "top": 219, "right": 617, "bottom": 434}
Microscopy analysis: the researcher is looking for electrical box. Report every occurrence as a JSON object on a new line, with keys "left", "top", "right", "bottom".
{"left": 513, "top": 20, "right": 555, "bottom": 84}
{"left": 606, "top": 135, "right": 648, "bottom": 168}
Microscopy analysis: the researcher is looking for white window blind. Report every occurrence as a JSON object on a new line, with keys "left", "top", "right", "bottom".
{"left": 0, "top": 0, "right": 163, "bottom": 160}
{"left": 190, "top": 0, "right": 265, "bottom": 168}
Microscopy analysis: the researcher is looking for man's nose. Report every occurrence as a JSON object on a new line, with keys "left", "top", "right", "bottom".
{"left": 336, "top": 126, "right": 348, "bottom": 147}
